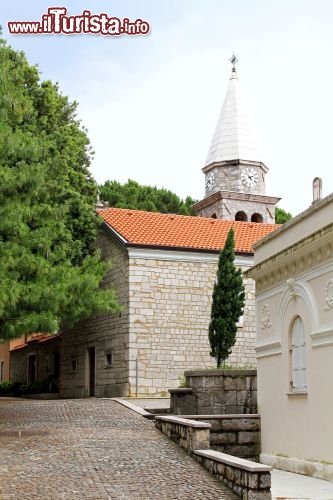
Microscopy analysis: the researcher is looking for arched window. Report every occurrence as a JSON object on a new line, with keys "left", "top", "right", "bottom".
{"left": 211, "top": 213, "right": 217, "bottom": 219}
{"left": 235, "top": 211, "right": 248, "bottom": 222}
{"left": 290, "top": 316, "right": 307, "bottom": 392}
{"left": 251, "top": 213, "right": 263, "bottom": 223}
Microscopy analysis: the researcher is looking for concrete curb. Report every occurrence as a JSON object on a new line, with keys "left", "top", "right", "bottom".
{"left": 109, "top": 398, "right": 155, "bottom": 419}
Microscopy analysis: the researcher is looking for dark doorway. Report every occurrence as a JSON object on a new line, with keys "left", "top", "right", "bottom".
{"left": 88, "top": 347, "right": 96, "bottom": 396}
{"left": 28, "top": 355, "right": 36, "bottom": 383}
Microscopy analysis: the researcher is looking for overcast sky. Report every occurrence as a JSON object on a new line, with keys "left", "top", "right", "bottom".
{"left": 3, "top": 1, "right": 333, "bottom": 216}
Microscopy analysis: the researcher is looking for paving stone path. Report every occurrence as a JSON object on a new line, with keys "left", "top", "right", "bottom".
{"left": 0, "top": 398, "right": 237, "bottom": 499}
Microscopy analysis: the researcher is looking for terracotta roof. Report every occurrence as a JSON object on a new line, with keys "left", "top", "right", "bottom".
{"left": 9, "top": 333, "right": 60, "bottom": 351}
{"left": 97, "top": 208, "right": 279, "bottom": 253}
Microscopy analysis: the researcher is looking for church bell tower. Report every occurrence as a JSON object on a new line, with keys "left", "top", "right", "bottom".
{"left": 193, "top": 55, "right": 280, "bottom": 223}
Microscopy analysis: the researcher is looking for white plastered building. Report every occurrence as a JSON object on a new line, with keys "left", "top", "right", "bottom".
{"left": 246, "top": 192, "right": 333, "bottom": 481}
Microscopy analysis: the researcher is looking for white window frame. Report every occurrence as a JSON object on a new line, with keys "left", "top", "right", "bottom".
{"left": 290, "top": 316, "right": 307, "bottom": 393}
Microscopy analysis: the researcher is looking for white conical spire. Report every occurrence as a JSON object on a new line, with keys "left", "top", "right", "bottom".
{"left": 205, "top": 55, "right": 263, "bottom": 167}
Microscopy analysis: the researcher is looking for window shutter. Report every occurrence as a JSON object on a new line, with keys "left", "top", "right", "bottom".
{"left": 291, "top": 317, "right": 306, "bottom": 392}
{"left": 299, "top": 319, "right": 307, "bottom": 391}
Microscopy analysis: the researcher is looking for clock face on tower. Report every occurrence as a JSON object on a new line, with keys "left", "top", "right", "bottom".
{"left": 241, "top": 167, "right": 258, "bottom": 188}
{"left": 206, "top": 172, "right": 215, "bottom": 192}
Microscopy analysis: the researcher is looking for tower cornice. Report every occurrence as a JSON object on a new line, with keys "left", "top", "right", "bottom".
{"left": 202, "top": 159, "right": 269, "bottom": 175}
{"left": 192, "top": 190, "right": 281, "bottom": 213}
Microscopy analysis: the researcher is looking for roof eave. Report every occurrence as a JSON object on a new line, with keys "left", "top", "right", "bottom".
{"left": 126, "top": 241, "right": 253, "bottom": 256}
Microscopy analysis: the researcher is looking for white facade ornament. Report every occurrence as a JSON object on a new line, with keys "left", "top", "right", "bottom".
{"left": 324, "top": 279, "right": 333, "bottom": 311}
{"left": 312, "top": 177, "right": 322, "bottom": 204}
{"left": 286, "top": 278, "right": 297, "bottom": 299}
{"left": 261, "top": 304, "right": 272, "bottom": 329}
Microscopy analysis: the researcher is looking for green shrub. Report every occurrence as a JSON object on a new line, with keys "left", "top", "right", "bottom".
{"left": 19, "top": 383, "right": 40, "bottom": 395}
{"left": 0, "top": 381, "right": 22, "bottom": 396}
{"left": 19, "top": 376, "right": 58, "bottom": 395}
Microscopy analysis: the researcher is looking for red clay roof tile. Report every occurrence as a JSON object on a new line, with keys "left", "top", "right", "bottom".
{"left": 97, "top": 208, "right": 279, "bottom": 253}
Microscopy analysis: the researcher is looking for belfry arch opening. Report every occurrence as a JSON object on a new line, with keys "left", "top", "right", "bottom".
{"left": 251, "top": 213, "right": 263, "bottom": 223}
{"left": 235, "top": 211, "right": 248, "bottom": 222}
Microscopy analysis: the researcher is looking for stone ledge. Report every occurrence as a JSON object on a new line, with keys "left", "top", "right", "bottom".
{"left": 179, "top": 414, "right": 260, "bottom": 419}
{"left": 194, "top": 450, "right": 272, "bottom": 499}
{"left": 169, "top": 387, "right": 193, "bottom": 394}
{"left": 111, "top": 398, "right": 155, "bottom": 419}
{"left": 195, "top": 449, "right": 272, "bottom": 473}
{"left": 155, "top": 415, "right": 211, "bottom": 452}
{"left": 185, "top": 369, "right": 257, "bottom": 377}
{"left": 155, "top": 415, "right": 211, "bottom": 429}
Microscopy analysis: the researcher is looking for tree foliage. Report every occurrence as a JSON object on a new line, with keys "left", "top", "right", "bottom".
{"left": 275, "top": 207, "right": 292, "bottom": 224}
{"left": 0, "top": 40, "right": 120, "bottom": 339}
{"left": 208, "top": 228, "right": 245, "bottom": 367}
{"left": 99, "top": 179, "right": 197, "bottom": 215}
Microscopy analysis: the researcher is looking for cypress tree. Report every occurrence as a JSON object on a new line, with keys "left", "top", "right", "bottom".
{"left": 208, "top": 228, "right": 245, "bottom": 367}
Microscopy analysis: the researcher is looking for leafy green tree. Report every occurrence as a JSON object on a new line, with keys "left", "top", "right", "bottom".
{"left": 0, "top": 40, "right": 120, "bottom": 339}
{"left": 100, "top": 179, "right": 197, "bottom": 215}
{"left": 208, "top": 228, "right": 245, "bottom": 367}
{"left": 275, "top": 207, "right": 292, "bottom": 224}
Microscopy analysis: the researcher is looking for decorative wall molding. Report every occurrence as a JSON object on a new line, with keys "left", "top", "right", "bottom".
{"left": 251, "top": 241, "right": 333, "bottom": 293}
{"left": 286, "top": 278, "right": 296, "bottom": 299}
{"left": 256, "top": 340, "right": 282, "bottom": 358}
{"left": 260, "top": 304, "right": 272, "bottom": 329}
{"left": 310, "top": 327, "right": 333, "bottom": 348}
{"left": 324, "top": 279, "right": 333, "bottom": 311}
{"left": 277, "top": 279, "right": 319, "bottom": 337}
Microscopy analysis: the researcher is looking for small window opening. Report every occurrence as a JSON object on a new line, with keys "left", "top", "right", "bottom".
{"left": 235, "top": 211, "right": 248, "bottom": 221}
{"left": 251, "top": 213, "right": 263, "bottom": 223}
{"left": 70, "top": 357, "right": 78, "bottom": 373}
{"left": 105, "top": 351, "right": 113, "bottom": 367}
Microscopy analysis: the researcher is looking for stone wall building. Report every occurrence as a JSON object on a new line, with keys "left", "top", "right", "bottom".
{"left": 60, "top": 211, "right": 277, "bottom": 397}
{"left": 9, "top": 334, "right": 61, "bottom": 389}
{"left": 246, "top": 191, "right": 333, "bottom": 481}
{"left": 59, "top": 56, "right": 280, "bottom": 398}
{"left": 7, "top": 57, "right": 280, "bottom": 397}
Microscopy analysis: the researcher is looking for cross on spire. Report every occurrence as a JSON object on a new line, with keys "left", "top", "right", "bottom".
{"left": 229, "top": 53, "right": 238, "bottom": 72}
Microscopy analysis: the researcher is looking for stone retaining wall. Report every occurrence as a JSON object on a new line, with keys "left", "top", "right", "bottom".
{"left": 155, "top": 416, "right": 210, "bottom": 453}
{"left": 194, "top": 450, "right": 271, "bottom": 500}
{"left": 170, "top": 370, "right": 257, "bottom": 415}
{"left": 155, "top": 415, "right": 271, "bottom": 500}
{"left": 180, "top": 415, "right": 261, "bottom": 462}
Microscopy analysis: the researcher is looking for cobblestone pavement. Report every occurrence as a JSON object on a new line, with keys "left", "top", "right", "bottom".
{"left": 0, "top": 398, "right": 237, "bottom": 500}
